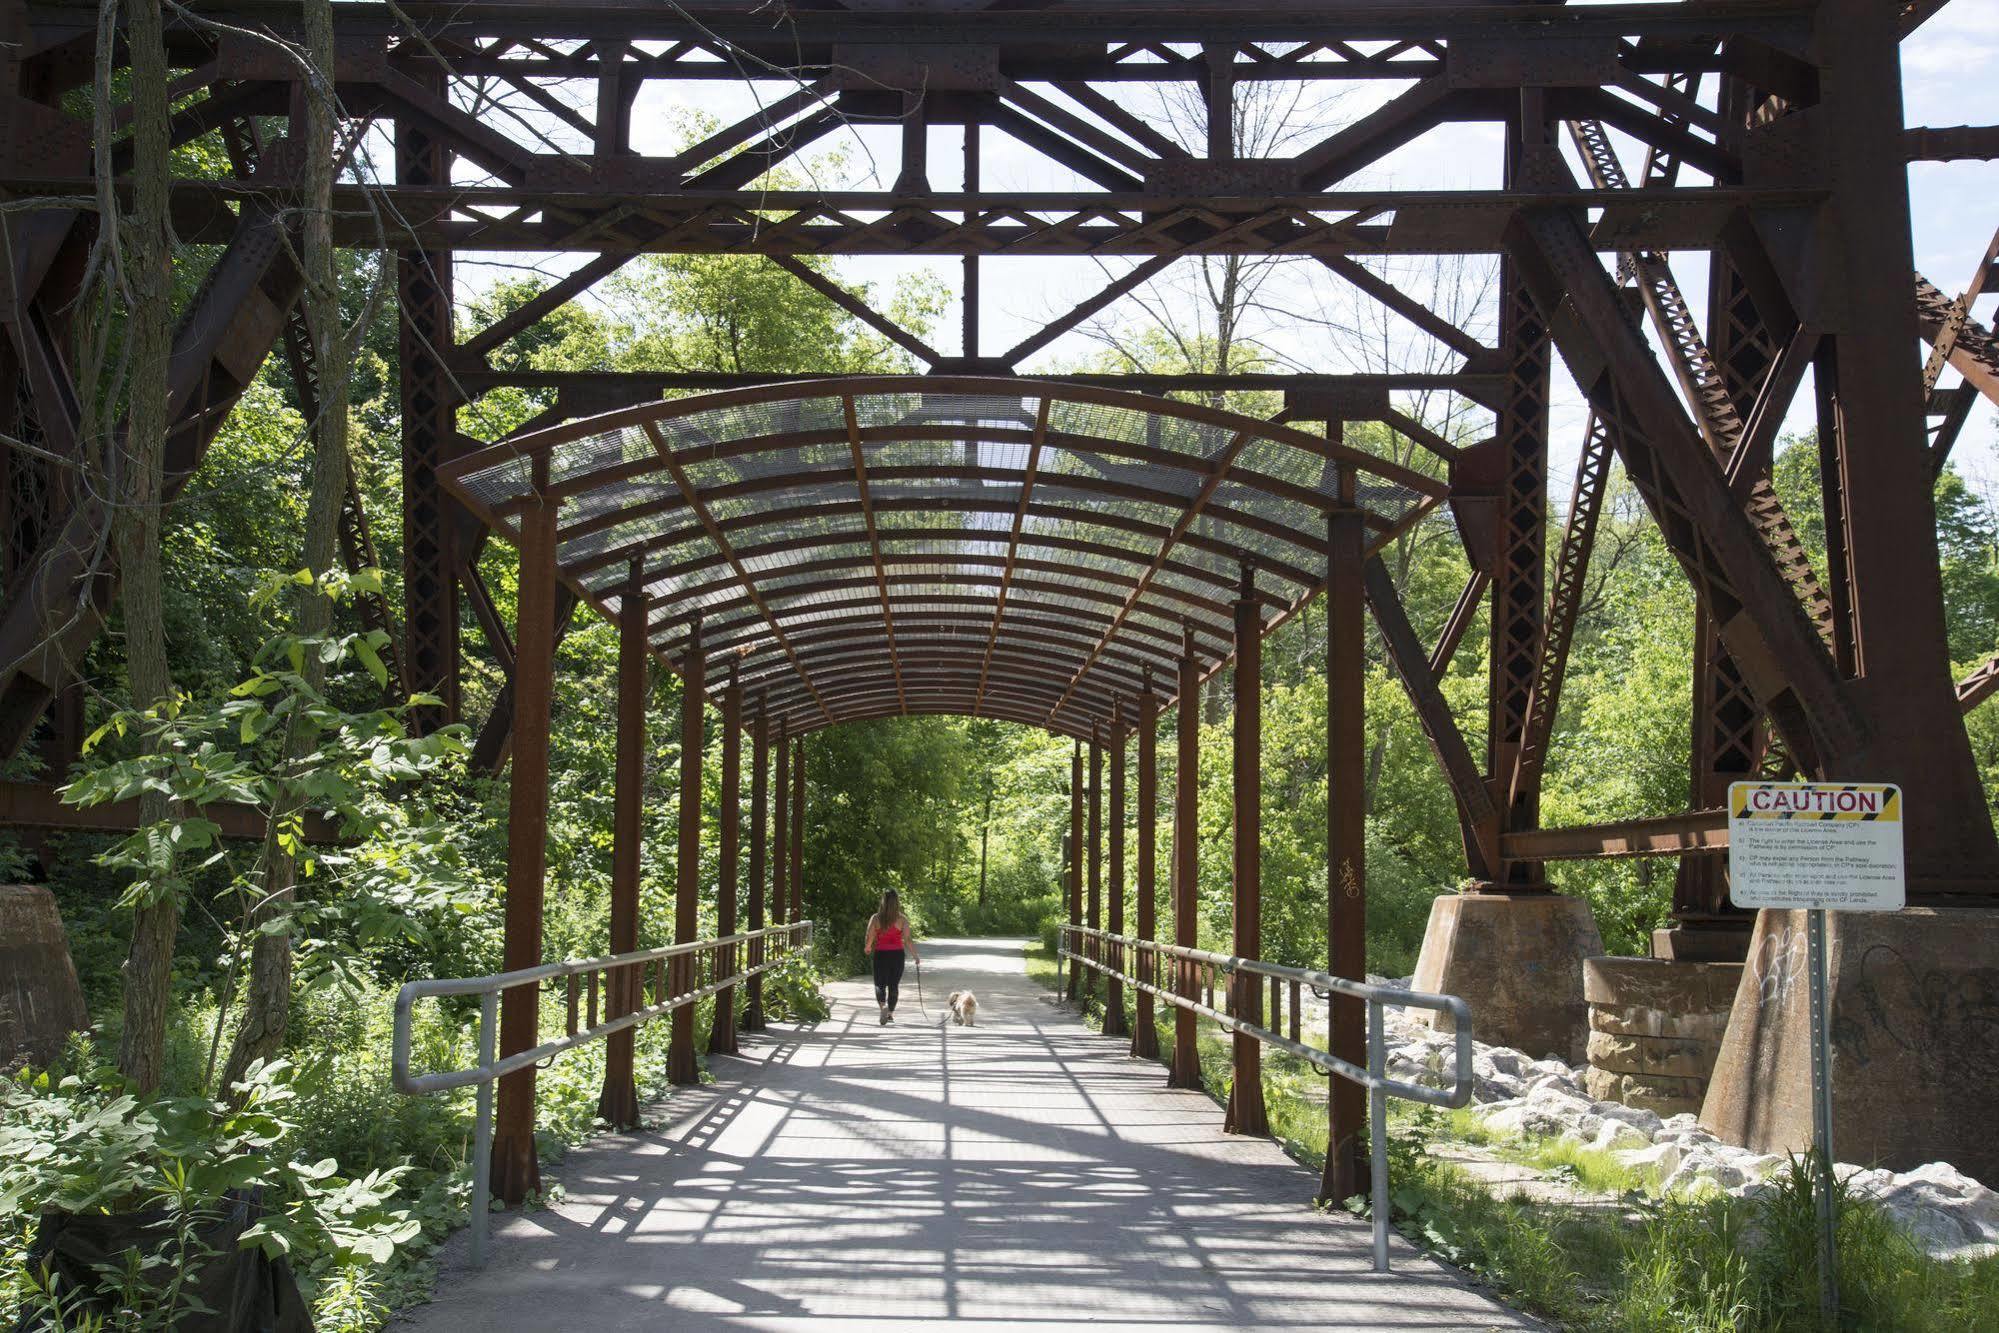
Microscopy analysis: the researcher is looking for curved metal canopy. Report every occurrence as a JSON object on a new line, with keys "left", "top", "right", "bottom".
{"left": 442, "top": 376, "right": 1447, "bottom": 740}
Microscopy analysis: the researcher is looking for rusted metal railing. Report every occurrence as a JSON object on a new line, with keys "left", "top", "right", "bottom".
{"left": 1058, "top": 923, "right": 1473, "bottom": 1273}
{"left": 391, "top": 921, "right": 813, "bottom": 1265}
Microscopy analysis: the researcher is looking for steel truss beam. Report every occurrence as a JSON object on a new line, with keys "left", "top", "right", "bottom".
{"left": 7, "top": 0, "right": 1995, "bottom": 911}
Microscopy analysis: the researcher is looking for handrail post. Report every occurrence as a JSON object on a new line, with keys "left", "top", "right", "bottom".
{"left": 471, "top": 990, "right": 498, "bottom": 1268}
{"left": 1369, "top": 997, "right": 1389, "bottom": 1273}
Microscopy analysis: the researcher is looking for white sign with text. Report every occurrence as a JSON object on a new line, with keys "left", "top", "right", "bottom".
{"left": 1726, "top": 781, "right": 1905, "bottom": 912}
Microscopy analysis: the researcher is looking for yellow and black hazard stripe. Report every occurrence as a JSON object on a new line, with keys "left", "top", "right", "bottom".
{"left": 1730, "top": 783, "right": 1901, "bottom": 822}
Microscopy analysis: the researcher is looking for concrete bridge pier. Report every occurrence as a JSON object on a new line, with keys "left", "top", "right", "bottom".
{"left": 1410, "top": 890, "right": 1603, "bottom": 1066}
{"left": 1701, "top": 906, "right": 1999, "bottom": 1185}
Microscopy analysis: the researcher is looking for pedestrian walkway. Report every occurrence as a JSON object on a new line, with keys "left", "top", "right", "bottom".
{"left": 396, "top": 938, "right": 1535, "bottom": 1330}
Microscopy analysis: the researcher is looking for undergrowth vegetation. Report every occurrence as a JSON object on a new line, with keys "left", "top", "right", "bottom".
{"left": 3, "top": 954, "right": 835, "bottom": 1329}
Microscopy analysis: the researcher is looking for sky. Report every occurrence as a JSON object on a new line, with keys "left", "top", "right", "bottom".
{"left": 441, "top": 7, "right": 1999, "bottom": 502}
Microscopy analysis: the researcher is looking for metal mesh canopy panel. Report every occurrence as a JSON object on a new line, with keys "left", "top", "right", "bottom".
{"left": 441, "top": 376, "right": 1445, "bottom": 739}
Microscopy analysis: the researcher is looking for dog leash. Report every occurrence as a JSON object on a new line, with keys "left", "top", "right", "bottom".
{"left": 911, "top": 956, "right": 935, "bottom": 1022}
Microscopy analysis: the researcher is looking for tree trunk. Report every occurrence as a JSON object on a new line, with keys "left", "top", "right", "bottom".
{"left": 977, "top": 778, "right": 991, "bottom": 908}
{"left": 112, "top": 0, "right": 181, "bottom": 1094}
{"left": 220, "top": 0, "right": 351, "bottom": 1092}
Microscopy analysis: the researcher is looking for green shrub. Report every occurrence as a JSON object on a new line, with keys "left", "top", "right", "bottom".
{"left": 1, "top": 1051, "right": 419, "bottom": 1330}
{"left": 761, "top": 954, "right": 831, "bottom": 1024}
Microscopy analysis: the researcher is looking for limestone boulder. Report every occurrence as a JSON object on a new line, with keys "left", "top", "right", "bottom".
{"left": 1660, "top": 1145, "right": 1762, "bottom": 1196}
{"left": 1616, "top": 1140, "right": 1684, "bottom": 1182}
{"left": 1586, "top": 1118, "right": 1651, "bottom": 1152}
{"left": 1844, "top": 1162, "right": 1999, "bottom": 1260}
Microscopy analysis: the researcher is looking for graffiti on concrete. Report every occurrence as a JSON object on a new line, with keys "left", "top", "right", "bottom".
{"left": 1833, "top": 944, "right": 1999, "bottom": 1083}
{"left": 1748, "top": 926, "right": 1808, "bottom": 1009}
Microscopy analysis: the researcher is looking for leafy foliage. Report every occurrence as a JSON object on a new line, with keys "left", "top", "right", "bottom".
{"left": 1, "top": 1056, "right": 417, "bottom": 1326}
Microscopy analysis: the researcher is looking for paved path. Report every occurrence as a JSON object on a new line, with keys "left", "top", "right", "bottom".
{"left": 398, "top": 938, "right": 1535, "bottom": 1331}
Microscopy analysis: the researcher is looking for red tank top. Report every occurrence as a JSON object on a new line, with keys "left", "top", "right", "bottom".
{"left": 876, "top": 921, "right": 905, "bottom": 950}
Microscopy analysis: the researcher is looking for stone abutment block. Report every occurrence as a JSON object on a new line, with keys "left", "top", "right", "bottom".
{"left": 1583, "top": 956, "right": 1741, "bottom": 1118}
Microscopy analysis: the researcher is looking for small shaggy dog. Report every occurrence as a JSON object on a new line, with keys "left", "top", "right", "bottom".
{"left": 946, "top": 990, "right": 979, "bottom": 1027}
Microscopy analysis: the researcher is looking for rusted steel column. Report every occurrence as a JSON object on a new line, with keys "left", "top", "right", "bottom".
{"left": 1131, "top": 679, "right": 1160, "bottom": 1059}
{"left": 1486, "top": 93, "right": 1552, "bottom": 887}
{"left": 668, "top": 621, "right": 705, "bottom": 1086}
{"left": 772, "top": 722, "right": 790, "bottom": 928}
{"left": 1810, "top": 2, "right": 1999, "bottom": 888}
{"left": 397, "top": 85, "right": 460, "bottom": 733}
{"left": 1225, "top": 566, "right": 1269, "bottom": 1137}
{"left": 1167, "top": 630, "right": 1203, "bottom": 1090}
{"left": 492, "top": 465, "right": 555, "bottom": 1202}
{"left": 1323, "top": 502, "right": 1368, "bottom": 1200}
{"left": 1066, "top": 739, "right": 1083, "bottom": 1002}
{"left": 1103, "top": 703, "right": 1129, "bottom": 1037}
{"left": 789, "top": 737, "right": 806, "bottom": 922}
{"left": 596, "top": 561, "right": 647, "bottom": 1130}
{"left": 743, "top": 699, "right": 769, "bottom": 1031}
{"left": 1086, "top": 729, "right": 1103, "bottom": 1010}
{"left": 710, "top": 662, "right": 742, "bottom": 1057}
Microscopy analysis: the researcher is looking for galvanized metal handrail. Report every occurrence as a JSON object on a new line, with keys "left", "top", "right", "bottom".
{"left": 1058, "top": 923, "right": 1473, "bottom": 1273}
{"left": 391, "top": 920, "right": 813, "bottom": 1265}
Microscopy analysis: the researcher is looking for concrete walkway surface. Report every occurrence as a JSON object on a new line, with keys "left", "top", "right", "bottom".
{"left": 396, "top": 937, "right": 1536, "bottom": 1331}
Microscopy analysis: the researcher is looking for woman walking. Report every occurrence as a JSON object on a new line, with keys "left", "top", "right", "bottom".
{"left": 863, "top": 891, "right": 919, "bottom": 1025}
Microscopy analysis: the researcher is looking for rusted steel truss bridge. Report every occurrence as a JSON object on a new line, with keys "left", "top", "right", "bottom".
{"left": 1, "top": 0, "right": 1996, "bottom": 1198}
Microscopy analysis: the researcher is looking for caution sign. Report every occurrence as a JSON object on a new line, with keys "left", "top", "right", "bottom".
{"left": 1727, "top": 782, "right": 1905, "bottom": 911}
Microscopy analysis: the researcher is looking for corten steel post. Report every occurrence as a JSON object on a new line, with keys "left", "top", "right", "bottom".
{"left": 668, "top": 620, "right": 705, "bottom": 1087}
{"left": 1810, "top": 1, "right": 1999, "bottom": 888}
{"left": 772, "top": 723, "right": 790, "bottom": 928}
{"left": 1131, "top": 680, "right": 1160, "bottom": 1060}
{"left": 1225, "top": 567, "right": 1270, "bottom": 1137}
{"left": 492, "top": 463, "right": 555, "bottom": 1203}
{"left": 1066, "top": 739, "right": 1083, "bottom": 1003}
{"left": 790, "top": 737, "right": 805, "bottom": 922}
{"left": 743, "top": 701, "right": 769, "bottom": 1032}
{"left": 1323, "top": 500, "right": 1368, "bottom": 1201}
{"left": 1086, "top": 729, "right": 1102, "bottom": 1011}
{"left": 1167, "top": 631, "right": 1203, "bottom": 1090}
{"left": 1103, "top": 702, "right": 1129, "bottom": 1038}
{"left": 709, "top": 661, "right": 741, "bottom": 1057}
{"left": 596, "top": 561, "right": 647, "bottom": 1130}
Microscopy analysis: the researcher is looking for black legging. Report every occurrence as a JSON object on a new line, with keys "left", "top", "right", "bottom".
{"left": 872, "top": 948, "right": 906, "bottom": 1012}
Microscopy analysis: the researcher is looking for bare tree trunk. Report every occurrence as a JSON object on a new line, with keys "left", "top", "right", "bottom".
{"left": 977, "top": 777, "right": 991, "bottom": 909}
{"left": 220, "top": 0, "right": 351, "bottom": 1091}
{"left": 112, "top": 0, "right": 180, "bottom": 1094}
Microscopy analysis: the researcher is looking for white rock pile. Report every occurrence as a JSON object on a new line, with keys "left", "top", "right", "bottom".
{"left": 1357, "top": 975, "right": 1999, "bottom": 1262}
